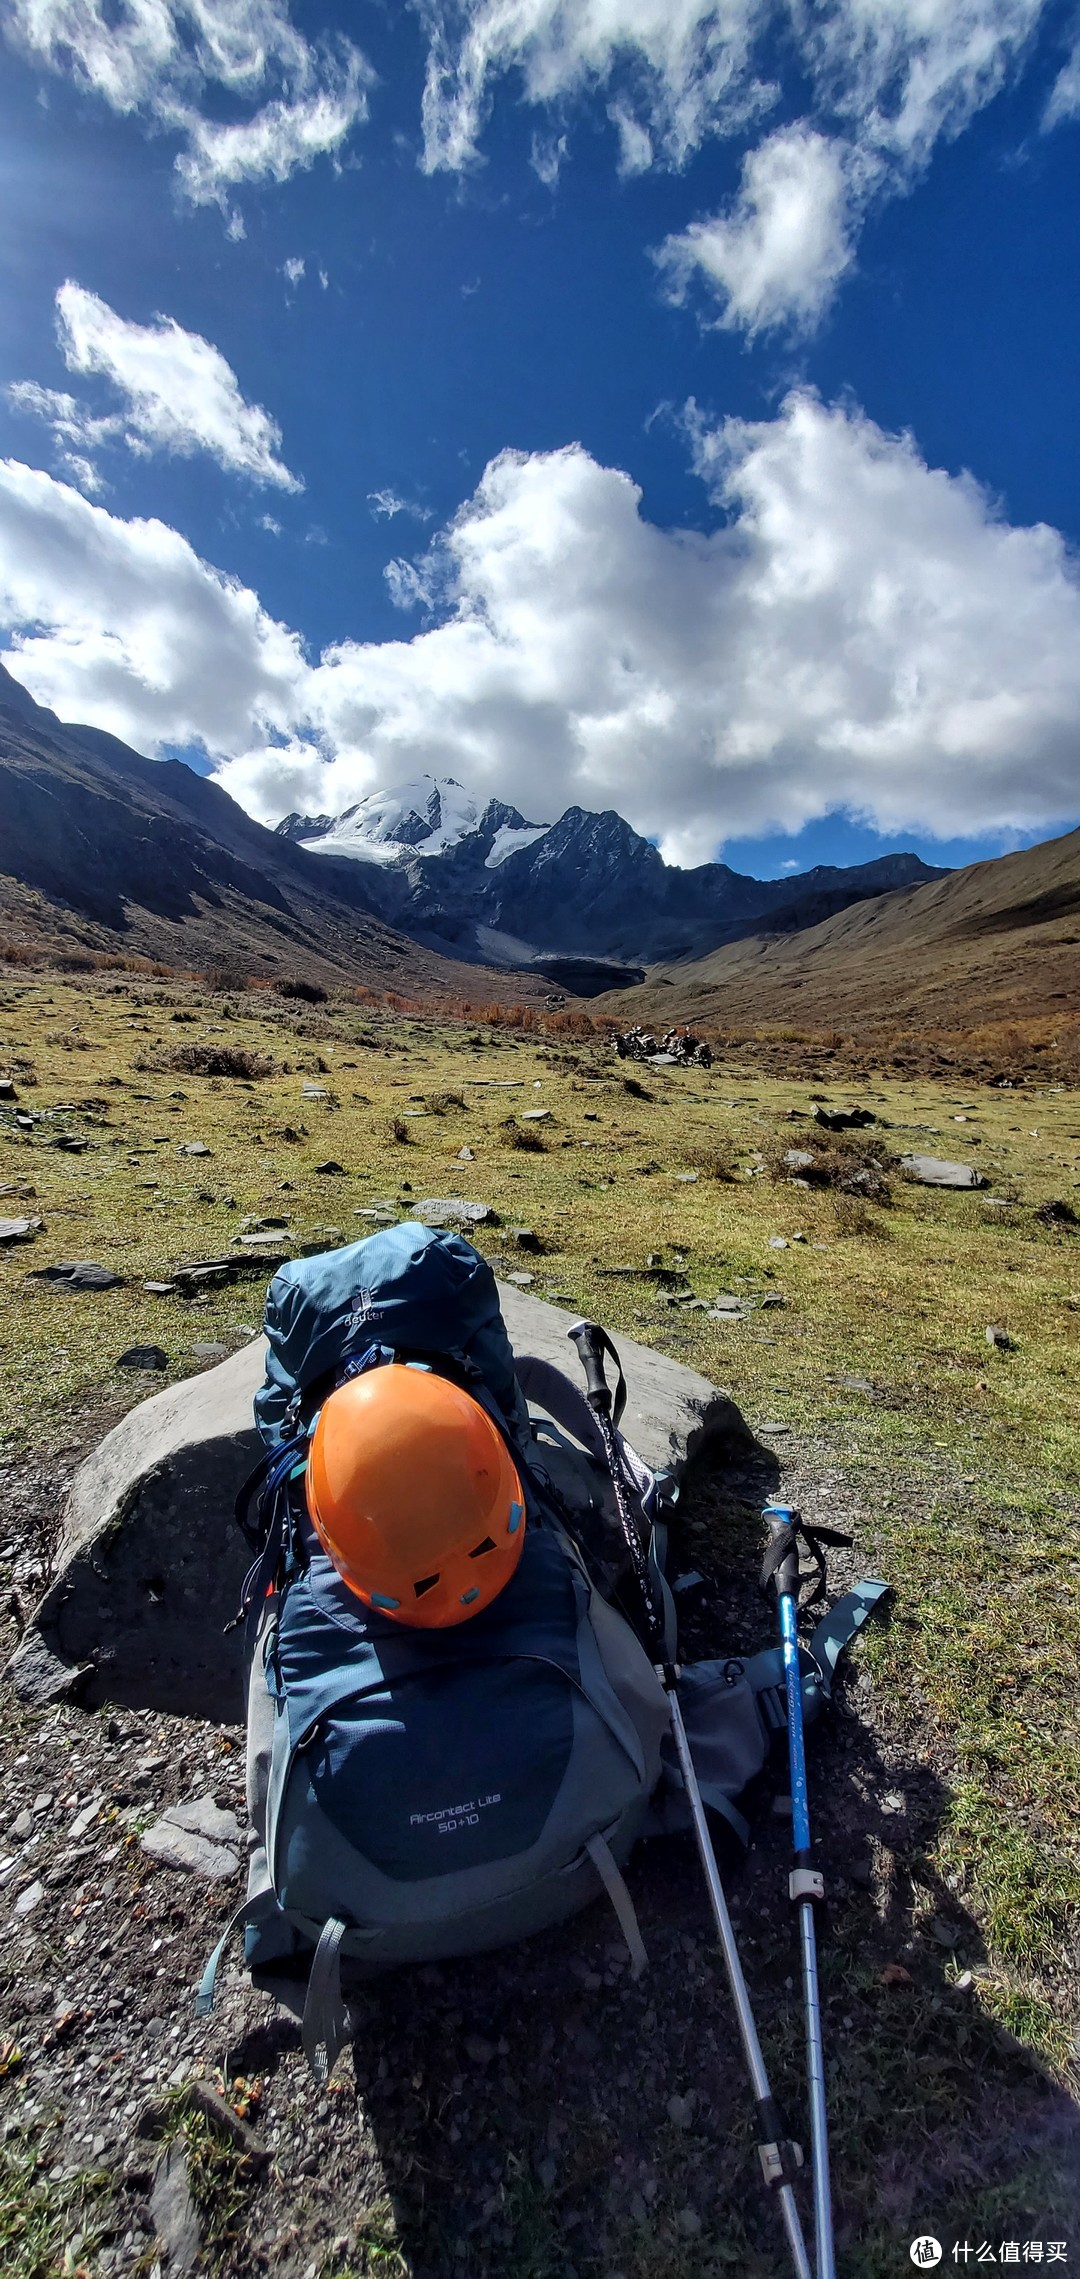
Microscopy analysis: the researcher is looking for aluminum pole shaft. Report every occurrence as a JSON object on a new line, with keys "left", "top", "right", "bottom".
{"left": 669, "top": 1691, "right": 812, "bottom": 2279}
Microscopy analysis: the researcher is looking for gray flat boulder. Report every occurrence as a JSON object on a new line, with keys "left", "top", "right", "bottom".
{"left": 900, "top": 1154, "right": 985, "bottom": 1189}
{"left": 7, "top": 1340, "right": 267, "bottom": 1722}
{"left": 411, "top": 1197, "right": 498, "bottom": 1227}
{"left": 0, "top": 1215, "right": 41, "bottom": 1243}
{"left": 497, "top": 1283, "right": 747, "bottom": 1480}
{"left": 8, "top": 1284, "right": 749, "bottom": 1725}
{"left": 29, "top": 1259, "right": 124, "bottom": 1289}
{"left": 141, "top": 1795, "right": 242, "bottom": 1881}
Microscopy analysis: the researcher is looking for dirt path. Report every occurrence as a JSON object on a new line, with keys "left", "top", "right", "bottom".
{"left": 0, "top": 1424, "right": 1076, "bottom": 2279}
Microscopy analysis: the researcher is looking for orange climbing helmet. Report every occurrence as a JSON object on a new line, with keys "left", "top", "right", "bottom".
{"left": 305, "top": 1364, "right": 526, "bottom": 1628}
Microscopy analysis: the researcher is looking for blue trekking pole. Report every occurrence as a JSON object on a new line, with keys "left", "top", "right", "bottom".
{"left": 763, "top": 1504, "right": 838, "bottom": 2279}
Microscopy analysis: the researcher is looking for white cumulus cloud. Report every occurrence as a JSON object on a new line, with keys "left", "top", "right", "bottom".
{"left": 656, "top": 123, "right": 858, "bottom": 336}
{"left": 1, "top": 0, "right": 372, "bottom": 205}
{"left": 9, "top": 283, "right": 300, "bottom": 491}
{"left": 0, "top": 454, "right": 304, "bottom": 756}
{"left": 2, "top": 396, "right": 1079, "bottom": 857}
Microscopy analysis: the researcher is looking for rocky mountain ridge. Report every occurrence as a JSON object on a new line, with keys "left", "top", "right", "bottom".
{"left": 0, "top": 666, "right": 547, "bottom": 1003}
{"left": 277, "top": 775, "right": 948, "bottom": 968}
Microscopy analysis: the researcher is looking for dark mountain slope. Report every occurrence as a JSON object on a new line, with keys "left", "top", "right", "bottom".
{"left": 282, "top": 785, "right": 947, "bottom": 966}
{"left": 0, "top": 668, "right": 544, "bottom": 1000}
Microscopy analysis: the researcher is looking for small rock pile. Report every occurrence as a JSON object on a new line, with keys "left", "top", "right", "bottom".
{"left": 614, "top": 1027, "right": 713, "bottom": 1068}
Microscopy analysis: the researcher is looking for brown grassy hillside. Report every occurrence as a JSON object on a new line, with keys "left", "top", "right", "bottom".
{"left": 600, "top": 825, "right": 1080, "bottom": 1073}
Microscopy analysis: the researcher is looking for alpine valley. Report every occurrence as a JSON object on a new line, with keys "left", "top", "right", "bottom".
{"left": 274, "top": 779, "right": 945, "bottom": 986}
{"left": 0, "top": 662, "right": 948, "bottom": 994}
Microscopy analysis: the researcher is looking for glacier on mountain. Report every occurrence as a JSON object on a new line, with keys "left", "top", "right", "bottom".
{"left": 299, "top": 775, "right": 489, "bottom": 863}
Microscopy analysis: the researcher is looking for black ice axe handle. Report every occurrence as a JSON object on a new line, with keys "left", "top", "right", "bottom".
{"left": 568, "top": 1319, "right": 627, "bottom": 1428}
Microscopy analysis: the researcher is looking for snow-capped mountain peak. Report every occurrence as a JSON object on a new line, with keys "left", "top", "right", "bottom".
{"left": 294, "top": 775, "right": 488, "bottom": 864}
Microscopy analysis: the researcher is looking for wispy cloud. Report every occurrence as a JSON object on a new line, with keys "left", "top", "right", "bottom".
{"left": 1043, "top": 32, "right": 1080, "bottom": 126}
{"left": 1, "top": 0, "right": 372, "bottom": 211}
{"left": 418, "top": 1, "right": 1047, "bottom": 333}
{"left": 368, "top": 488, "right": 434, "bottom": 524}
{"left": 8, "top": 283, "right": 301, "bottom": 491}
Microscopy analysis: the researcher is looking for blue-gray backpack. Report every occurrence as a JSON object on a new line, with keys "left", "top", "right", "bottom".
{"left": 196, "top": 1223, "right": 884, "bottom": 2081}
{"left": 197, "top": 1223, "right": 673, "bottom": 2080}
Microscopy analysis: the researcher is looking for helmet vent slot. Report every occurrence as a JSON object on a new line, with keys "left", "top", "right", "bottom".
{"left": 412, "top": 1572, "right": 441, "bottom": 1598}
{"left": 469, "top": 1536, "right": 497, "bottom": 1558}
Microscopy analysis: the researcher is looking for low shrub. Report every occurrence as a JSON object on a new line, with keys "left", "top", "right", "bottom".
{"left": 503, "top": 1122, "right": 547, "bottom": 1152}
{"left": 278, "top": 976, "right": 328, "bottom": 1003}
{"left": 771, "top": 1131, "right": 893, "bottom": 1202}
{"left": 168, "top": 1044, "right": 274, "bottom": 1079}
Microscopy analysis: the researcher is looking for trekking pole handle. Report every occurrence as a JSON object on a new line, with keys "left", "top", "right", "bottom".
{"left": 568, "top": 1320, "right": 612, "bottom": 1417}
{"left": 765, "top": 1505, "right": 801, "bottom": 1603}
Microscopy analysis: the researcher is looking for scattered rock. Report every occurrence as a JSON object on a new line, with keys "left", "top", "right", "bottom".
{"left": 302, "top": 1083, "right": 327, "bottom": 1099}
{"left": 985, "top": 1325, "right": 1014, "bottom": 1351}
{"left": 783, "top": 1151, "right": 815, "bottom": 1172}
{"left": 521, "top": 1109, "right": 552, "bottom": 1122}
{"left": 141, "top": 1795, "right": 241, "bottom": 1880}
{"left": 813, "top": 1105, "right": 875, "bottom": 1131}
{"left": 177, "top": 1142, "right": 212, "bottom": 1157}
{"left": 510, "top": 1227, "right": 541, "bottom": 1252}
{"left": 0, "top": 1215, "right": 42, "bottom": 1243}
{"left": 116, "top": 1345, "right": 168, "bottom": 1372}
{"left": 410, "top": 1198, "right": 499, "bottom": 1227}
{"left": 192, "top": 1341, "right": 228, "bottom": 1362}
{"left": 615, "top": 1026, "right": 711, "bottom": 1067}
{"left": 0, "top": 1077, "right": 15, "bottom": 1099}
{"left": 507, "top": 1272, "right": 536, "bottom": 1288}
{"left": 836, "top": 1373, "right": 874, "bottom": 1394}
{"left": 457, "top": 1146, "right": 475, "bottom": 1162}
{"left": 150, "top": 2141, "right": 203, "bottom": 2275}
{"left": 144, "top": 1281, "right": 178, "bottom": 1296}
{"left": 666, "top": 2094, "right": 694, "bottom": 2129}
{"left": 673, "top": 1171, "right": 699, "bottom": 1184}
{"left": 900, "top": 1154, "right": 984, "bottom": 1189}
{"left": 29, "top": 1260, "right": 124, "bottom": 1290}
{"left": 768, "top": 1237, "right": 789, "bottom": 1250}
{"left": 314, "top": 1161, "right": 345, "bottom": 1175}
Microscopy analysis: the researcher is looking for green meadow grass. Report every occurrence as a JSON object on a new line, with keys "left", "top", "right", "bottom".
{"left": 1, "top": 969, "right": 1077, "bottom": 2117}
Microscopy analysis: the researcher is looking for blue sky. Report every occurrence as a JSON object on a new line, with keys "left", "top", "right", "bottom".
{"left": 1, "top": 2, "right": 1079, "bottom": 878}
